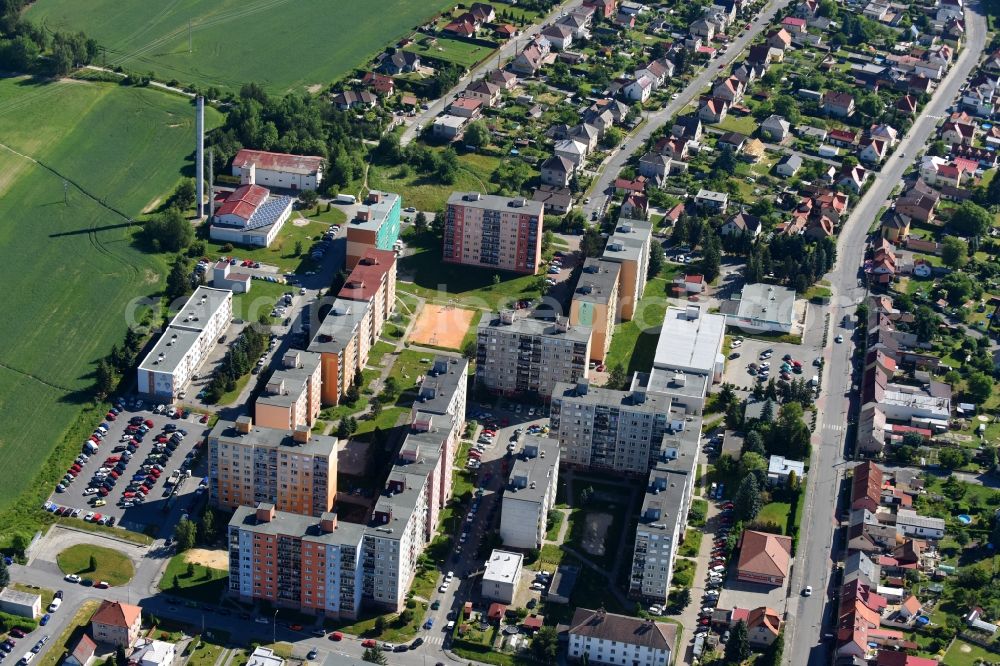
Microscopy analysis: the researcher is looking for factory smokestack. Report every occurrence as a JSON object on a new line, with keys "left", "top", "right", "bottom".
{"left": 196, "top": 95, "right": 205, "bottom": 219}
{"left": 208, "top": 147, "right": 215, "bottom": 219}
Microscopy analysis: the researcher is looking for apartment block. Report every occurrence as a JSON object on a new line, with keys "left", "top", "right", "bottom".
{"left": 228, "top": 504, "right": 365, "bottom": 619}
{"left": 500, "top": 436, "right": 560, "bottom": 550}
{"left": 567, "top": 608, "right": 676, "bottom": 666}
{"left": 208, "top": 416, "right": 337, "bottom": 517}
{"left": 569, "top": 258, "right": 620, "bottom": 362}
{"left": 346, "top": 191, "right": 401, "bottom": 269}
{"left": 443, "top": 192, "right": 543, "bottom": 274}
{"left": 629, "top": 420, "right": 702, "bottom": 604}
{"left": 308, "top": 298, "right": 372, "bottom": 406}
{"left": 254, "top": 351, "right": 322, "bottom": 431}
{"left": 338, "top": 249, "right": 397, "bottom": 344}
{"left": 138, "top": 287, "right": 233, "bottom": 400}
{"left": 550, "top": 380, "right": 688, "bottom": 474}
{"left": 476, "top": 311, "right": 591, "bottom": 399}
{"left": 601, "top": 218, "right": 653, "bottom": 321}
{"left": 364, "top": 355, "right": 468, "bottom": 612}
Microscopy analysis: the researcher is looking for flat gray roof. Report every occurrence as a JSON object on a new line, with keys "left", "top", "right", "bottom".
{"left": 551, "top": 381, "right": 673, "bottom": 413}
{"left": 256, "top": 352, "right": 321, "bottom": 409}
{"left": 308, "top": 299, "right": 371, "bottom": 355}
{"left": 574, "top": 258, "right": 620, "bottom": 305}
{"left": 653, "top": 305, "right": 725, "bottom": 376}
{"left": 167, "top": 286, "right": 232, "bottom": 332}
{"left": 414, "top": 356, "right": 467, "bottom": 416}
{"left": 507, "top": 435, "right": 560, "bottom": 504}
{"left": 230, "top": 505, "right": 365, "bottom": 546}
{"left": 479, "top": 313, "right": 592, "bottom": 343}
{"left": 139, "top": 326, "right": 204, "bottom": 374}
{"left": 210, "top": 420, "right": 337, "bottom": 458}
{"left": 637, "top": 368, "right": 709, "bottom": 403}
{"left": 737, "top": 283, "right": 796, "bottom": 325}
{"left": 448, "top": 192, "right": 544, "bottom": 218}
{"left": 139, "top": 286, "right": 232, "bottom": 374}
{"left": 351, "top": 191, "right": 399, "bottom": 233}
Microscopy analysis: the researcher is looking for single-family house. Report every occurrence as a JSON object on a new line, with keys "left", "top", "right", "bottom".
{"left": 694, "top": 189, "right": 729, "bottom": 213}
{"left": 541, "top": 155, "right": 574, "bottom": 188}
{"left": 623, "top": 76, "right": 654, "bottom": 103}
{"left": 541, "top": 24, "right": 574, "bottom": 50}
{"left": 760, "top": 114, "right": 791, "bottom": 141}
{"left": 635, "top": 58, "right": 675, "bottom": 90}
{"left": 449, "top": 97, "right": 483, "bottom": 119}
{"left": 718, "top": 131, "right": 748, "bottom": 153}
{"left": 554, "top": 139, "right": 589, "bottom": 167}
{"left": 721, "top": 212, "right": 762, "bottom": 237}
{"left": 823, "top": 91, "right": 856, "bottom": 117}
{"left": 378, "top": 51, "right": 420, "bottom": 75}
{"left": 672, "top": 115, "right": 703, "bottom": 141}
{"left": 691, "top": 18, "right": 716, "bottom": 41}
{"left": 766, "top": 28, "right": 793, "bottom": 50}
{"left": 940, "top": 120, "right": 977, "bottom": 145}
{"left": 463, "top": 79, "right": 502, "bottom": 107}
{"left": 332, "top": 90, "right": 376, "bottom": 111}
{"left": 713, "top": 76, "right": 745, "bottom": 103}
{"left": 776, "top": 154, "right": 803, "bottom": 178}
{"left": 859, "top": 138, "right": 888, "bottom": 164}
{"left": 782, "top": 16, "right": 808, "bottom": 32}
{"left": 737, "top": 530, "right": 793, "bottom": 586}
{"left": 698, "top": 98, "right": 729, "bottom": 123}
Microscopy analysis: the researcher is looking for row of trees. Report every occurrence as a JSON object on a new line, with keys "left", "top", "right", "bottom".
{"left": 745, "top": 235, "right": 837, "bottom": 293}
{"left": 203, "top": 320, "right": 270, "bottom": 403}
{"left": 0, "top": 23, "right": 99, "bottom": 77}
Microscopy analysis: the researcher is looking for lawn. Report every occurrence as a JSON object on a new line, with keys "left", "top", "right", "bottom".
{"left": 367, "top": 152, "right": 502, "bottom": 213}
{"left": 232, "top": 279, "right": 293, "bottom": 322}
{"left": 403, "top": 35, "right": 497, "bottom": 68}
{"left": 186, "top": 641, "right": 225, "bottom": 666}
{"left": 942, "top": 639, "right": 1000, "bottom": 666}
{"left": 56, "top": 544, "right": 135, "bottom": 586}
{"left": 0, "top": 77, "right": 221, "bottom": 524}
{"left": 203, "top": 214, "right": 337, "bottom": 273}
{"left": 327, "top": 601, "right": 428, "bottom": 641}
{"left": 26, "top": 0, "right": 460, "bottom": 94}
{"left": 711, "top": 115, "right": 760, "bottom": 135}
{"left": 605, "top": 277, "right": 669, "bottom": 374}
{"left": 158, "top": 553, "right": 229, "bottom": 602}
{"left": 678, "top": 529, "right": 703, "bottom": 558}
{"left": 756, "top": 501, "right": 792, "bottom": 533}
{"left": 399, "top": 233, "right": 544, "bottom": 311}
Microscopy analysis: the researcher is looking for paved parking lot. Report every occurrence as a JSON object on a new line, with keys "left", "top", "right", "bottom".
{"left": 45, "top": 405, "right": 209, "bottom": 534}
{"left": 721, "top": 337, "right": 820, "bottom": 396}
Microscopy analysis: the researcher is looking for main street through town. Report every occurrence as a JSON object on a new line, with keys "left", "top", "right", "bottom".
{"left": 782, "top": 5, "right": 988, "bottom": 664}
{"left": 580, "top": 0, "right": 794, "bottom": 219}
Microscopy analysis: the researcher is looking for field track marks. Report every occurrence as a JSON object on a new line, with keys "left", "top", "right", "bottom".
{"left": 108, "top": 0, "right": 294, "bottom": 67}
{"left": 107, "top": 0, "right": 185, "bottom": 52}
{"left": 0, "top": 140, "right": 141, "bottom": 280}
{"left": 0, "top": 360, "right": 75, "bottom": 393}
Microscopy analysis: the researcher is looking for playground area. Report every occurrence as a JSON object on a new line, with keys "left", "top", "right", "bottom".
{"left": 408, "top": 303, "right": 476, "bottom": 350}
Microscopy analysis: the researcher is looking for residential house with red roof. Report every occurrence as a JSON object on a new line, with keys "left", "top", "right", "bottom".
{"left": 90, "top": 601, "right": 142, "bottom": 648}
{"left": 736, "top": 530, "right": 793, "bottom": 586}
{"left": 747, "top": 607, "right": 782, "bottom": 647}
{"left": 851, "top": 462, "right": 883, "bottom": 512}
{"left": 823, "top": 91, "right": 856, "bottom": 117}
{"left": 781, "top": 16, "right": 807, "bottom": 32}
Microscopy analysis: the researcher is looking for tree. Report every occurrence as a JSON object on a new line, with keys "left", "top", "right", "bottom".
{"left": 701, "top": 233, "right": 722, "bottom": 282}
{"left": 951, "top": 200, "right": 992, "bottom": 237}
{"left": 298, "top": 189, "right": 319, "bottom": 208}
{"left": 580, "top": 226, "right": 605, "bottom": 257}
{"left": 580, "top": 486, "right": 594, "bottom": 505}
{"left": 414, "top": 211, "right": 428, "bottom": 232}
{"left": 0, "top": 558, "right": 9, "bottom": 588}
{"left": 89, "top": 555, "right": 97, "bottom": 572}
{"left": 735, "top": 474, "right": 763, "bottom": 522}
{"left": 374, "top": 616, "right": 388, "bottom": 635}
{"left": 174, "top": 518, "right": 197, "bottom": 552}
{"left": 337, "top": 419, "right": 352, "bottom": 438}
{"left": 462, "top": 340, "right": 477, "bottom": 360}
{"left": 95, "top": 359, "right": 117, "bottom": 399}
{"left": 169, "top": 179, "right": 197, "bottom": 210}
{"left": 600, "top": 127, "right": 625, "bottom": 149}
{"left": 941, "top": 235, "right": 968, "bottom": 268}
{"left": 913, "top": 305, "right": 938, "bottom": 343}
{"left": 115, "top": 647, "right": 128, "bottom": 666}
{"left": 362, "top": 646, "right": 388, "bottom": 665}
{"left": 647, "top": 242, "right": 664, "bottom": 279}
{"left": 165, "top": 256, "right": 193, "bottom": 303}
{"left": 607, "top": 364, "right": 628, "bottom": 390}
{"left": 761, "top": 632, "right": 784, "bottom": 666}
{"left": 967, "top": 372, "right": 993, "bottom": 404}
{"left": 186, "top": 562, "right": 195, "bottom": 577}
{"left": 143, "top": 207, "right": 193, "bottom": 252}
{"left": 725, "top": 620, "right": 751, "bottom": 664}
{"left": 981, "top": 167, "right": 1000, "bottom": 206}
{"left": 464, "top": 120, "right": 490, "bottom": 149}
{"left": 532, "top": 627, "right": 559, "bottom": 661}
{"left": 939, "top": 447, "right": 971, "bottom": 470}
{"left": 199, "top": 508, "right": 216, "bottom": 544}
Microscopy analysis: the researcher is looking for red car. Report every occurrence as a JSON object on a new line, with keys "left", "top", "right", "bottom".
{"left": 144, "top": 419, "right": 154, "bottom": 428}
{"left": 329, "top": 631, "right": 344, "bottom": 641}
{"left": 92, "top": 514, "right": 103, "bottom": 522}
{"left": 105, "top": 413, "right": 117, "bottom": 421}
{"left": 139, "top": 486, "right": 150, "bottom": 494}
{"left": 123, "top": 492, "right": 136, "bottom": 498}
{"left": 71, "top": 464, "right": 81, "bottom": 472}
{"left": 99, "top": 488, "right": 109, "bottom": 496}
{"left": 105, "top": 456, "right": 120, "bottom": 463}
{"left": 94, "top": 581, "right": 109, "bottom": 589}
{"left": 150, "top": 469, "right": 161, "bottom": 477}
{"left": 67, "top": 469, "right": 79, "bottom": 477}
{"left": 156, "top": 436, "right": 168, "bottom": 443}
{"left": 699, "top": 617, "right": 710, "bottom": 625}
{"left": 361, "top": 640, "right": 376, "bottom": 648}
{"left": 200, "top": 414, "right": 209, "bottom": 423}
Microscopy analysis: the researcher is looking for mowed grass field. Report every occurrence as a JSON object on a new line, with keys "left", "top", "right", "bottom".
{"left": 25, "top": 0, "right": 457, "bottom": 94}
{"left": 0, "top": 76, "right": 221, "bottom": 512}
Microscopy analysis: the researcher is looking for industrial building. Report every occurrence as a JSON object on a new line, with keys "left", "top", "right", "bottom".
{"left": 443, "top": 192, "right": 544, "bottom": 274}
{"left": 475, "top": 311, "right": 591, "bottom": 399}
{"left": 231, "top": 149, "right": 325, "bottom": 191}
{"left": 137, "top": 287, "right": 233, "bottom": 400}
{"left": 209, "top": 184, "right": 293, "bottom": 248}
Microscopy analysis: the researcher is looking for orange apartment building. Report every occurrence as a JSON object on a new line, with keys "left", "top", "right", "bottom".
{"left": 569, "top": 258, "right": 620, "bottom": 363}
{"left": 228, "top": 503, "right": 366, "bottom": 618}
{"left": 254, "top": 350, "right": 322, "bottom": 430}
{"left": 208, "top": 416, "right": 337, "bottom": 516}
{"left": 308, "top": 298, "right": 372, "bottom": 406}
{"left": 443, "top": 192, "right": 544, "bottom": 275}
{"left": 339, "top": 249, "right": 397, "bottom": 346}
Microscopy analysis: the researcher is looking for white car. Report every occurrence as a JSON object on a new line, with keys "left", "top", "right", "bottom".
{"left": 446, "top": 571, "right": 454, "bottom": 580}
{"left": 64, "top": 574, "right": 81, "bottom": 583}
{"left": 439, "top": 584, "right": 449, "bottom": 593}
{"left": 711, "top": 565, "right": 725, "bottom": 573}
{"left": 48, "top": 599, "right": 62, "bottom": 613}
{"left": 835, "top": 335, "right": 844, "bottom": 343}
{"left": 803, "top": 586, "right": 813, "bottom": 596}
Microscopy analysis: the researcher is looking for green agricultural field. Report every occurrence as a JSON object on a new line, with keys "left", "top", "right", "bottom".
{"left": 0, "top": 77, "right": 220, "bottom": 515}
{"left": 26, "top": 0, "right": 458, "bottom": 94}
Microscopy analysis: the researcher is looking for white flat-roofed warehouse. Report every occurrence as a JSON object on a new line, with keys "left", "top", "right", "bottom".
{"left": 210, "top": 184, "right": 293, "bottom": 248}
{"left": 231, "top": 149, "right": 324, "bottom": 191}
{"left": 722, "top": 283, "right": 798, "bottom": 334}
{"left": 653, "top": 305, "right": 726, "bottom": 382}
{"left": 138, "top": 287, "right": 232, "bottom": 400}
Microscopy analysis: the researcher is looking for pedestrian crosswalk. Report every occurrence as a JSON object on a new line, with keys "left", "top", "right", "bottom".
{"left": 824, "top": 423, "right": 845, "bottom": 432}
{"left": 423, "top": 635, "right": 444, "bottom": 646}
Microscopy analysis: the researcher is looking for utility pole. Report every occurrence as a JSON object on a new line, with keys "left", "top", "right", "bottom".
{"left": 188, "top": 20, "right": 193, "bottom": 53}
{"left": 63, "top": 180, "right": 69, "bottom": 205}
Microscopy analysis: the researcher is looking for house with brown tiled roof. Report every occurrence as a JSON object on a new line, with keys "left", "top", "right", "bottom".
{"left": 747, "top": 607, "right": 782, "bottom": 646}
{"left": 766, "top": 28, "right": 793, "bottom": 50}
{"left": 823, "top": 91, "right": 856, "bottom": 117}
{"left": 698, "top": 97, "right": 729, "bottom": 123}
{"left": 566, "top": 608, "right": 676, "bottom": 666}
{"left": 90, "top": 601, "right": 142, "bottom": 648}
{"left": 851, "top": 461, "right": 883, "bottom": 513}
{"left": 736, "top": 530, "right": 792, "bottom": 586}
{"left": 896, "top": 95, "right": 918, "bottom": 115}
{"left": 64, "top": 634, "right": 97, "bottom": 666}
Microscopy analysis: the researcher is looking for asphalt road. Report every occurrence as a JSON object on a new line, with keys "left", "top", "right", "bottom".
{"left": 398, "top": 0, "right": 577, "bottom": 147}
{"left": 580, "top": 0, "right": 793, "bottom": 220}
{"left": 782, "top": 6, "right": 987, "bottom": 664}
